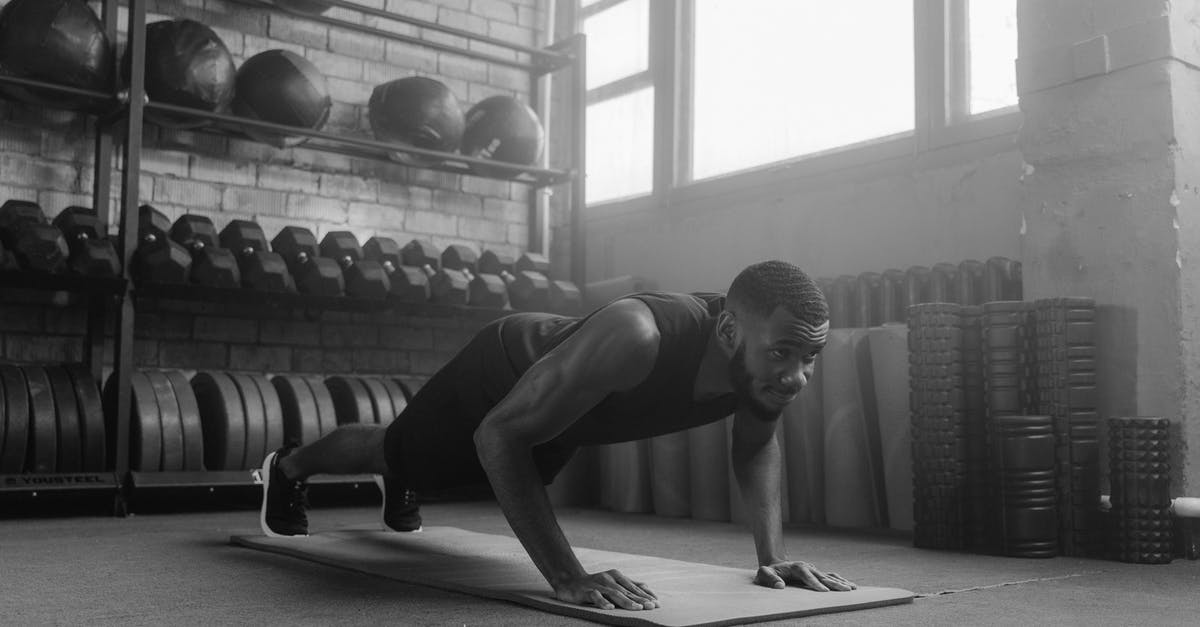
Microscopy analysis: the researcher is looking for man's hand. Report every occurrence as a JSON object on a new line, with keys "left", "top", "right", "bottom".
{"left": 553, "top": 569, "right": 660, "bottom": 610}
{"left": 755, "top": 561, "right": 857, "bottom": 592}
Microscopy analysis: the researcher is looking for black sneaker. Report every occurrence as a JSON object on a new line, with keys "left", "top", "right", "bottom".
{"left": 375, "top": 475, "right": 422, "bottom": 532}
{"left": 260, "top": 449, "right": 309, "bottom": 537}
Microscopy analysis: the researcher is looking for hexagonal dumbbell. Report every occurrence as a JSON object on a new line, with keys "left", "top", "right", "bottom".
{"left": 52, "top": 206, "right": 121, "bottom": 277}
{"left": 219, "top": 219, "right": 295, "bottom": 293}
{"left": 132, "top": 204, "right": 191, "bottom": 285}
{"left": 478, "top": 249, "right": 549, "bottom": 311}
{"left": 0, "top": 200, "right": 69, "bottom": 273}
{"left": 442, "top": 243, "right": 507, "bottom": 308}
{"left": 549, "top": 279, "right": 583, "bottom": 313}
{"left": 271, "top": 226, "right": 345, "bottom": 297}
{"left": 401, "top": 238, "right": 468, "bottom": 305}
{"left": 170, "top": 214, "right": 241, "bottom": 288}
{"left": 319, "top": 231, "right": 390, "bottom": 300}
{"left": 362, "top": 236, "right": 429, "bottom": 302}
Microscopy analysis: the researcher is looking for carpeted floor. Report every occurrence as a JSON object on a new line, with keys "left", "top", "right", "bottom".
{"left": 1, "top": 497, "right": 1196, "bottom": 626}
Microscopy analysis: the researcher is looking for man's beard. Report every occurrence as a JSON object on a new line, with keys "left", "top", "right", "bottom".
{"left": 728, "top": 344, "right": 782, "bottom": 422}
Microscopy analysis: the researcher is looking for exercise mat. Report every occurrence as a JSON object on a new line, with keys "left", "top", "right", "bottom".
{"left": 231, "top": 527, "right": 913, "bottom": 627}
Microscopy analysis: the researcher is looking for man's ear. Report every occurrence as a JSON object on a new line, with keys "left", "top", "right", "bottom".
{"left": 716, "top": 310, "right": 738, "bottom": 349}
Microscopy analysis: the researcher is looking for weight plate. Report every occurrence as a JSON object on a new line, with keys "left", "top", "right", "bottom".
{"left": 359, "top": 376, "right": 394, "bottom": 425}
{"left": 0, "top": 364, "right": 29, "bottom": 473}
{"left": 230, "top": 373, "right": 267, "bottom": 471}
{"left": 251, "top": 373, "right": 285, "bottom": 456}
{"left": 303, "top": 375, "right": 339, "bottom": 436}
{"left": 146, "top": 370, "right": 185, "bottom": 472}
{"left": 191, "top": 372, "right": 246, "bottom": 471}
{"left": 64, "top": 364, "right": 106, "bottom": 471}
{"left": 271, "top": 375, "right": 321, "bottom": 447}
{"left": 129, "top": 371, "right": 162, "bottom": 472}
{"left": 44, "top": 365, "right": 82, "bottom": 473}
{"left": 165, "top": 370, "right": 205, "bottom": 471}
{"left": 22, "top": 366, "right": 58, "bottom": 473}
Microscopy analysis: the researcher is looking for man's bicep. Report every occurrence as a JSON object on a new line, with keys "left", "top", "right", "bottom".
{"left": 477, "top": 302, "right": 659, "bottom": 446}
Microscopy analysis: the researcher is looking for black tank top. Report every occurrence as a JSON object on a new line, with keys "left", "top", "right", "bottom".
{"left": 499, "top": 291, "right": 740, "bottom": 448}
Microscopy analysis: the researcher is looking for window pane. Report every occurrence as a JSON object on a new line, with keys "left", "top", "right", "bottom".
{"left": 969, "top": 0, "right": 1018, "bottom": 114}
{"left": 582, "top": 0, "right": 649, "bottom": 90}
{"left": 586, "top": 88, "right": 654, "bottom": 204}
{"left": 691, "top": 0, "right": 914, "bottom": 181}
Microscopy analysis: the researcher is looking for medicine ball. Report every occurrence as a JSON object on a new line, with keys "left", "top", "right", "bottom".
{"left": 232, "top": 49, "right": 331, "bottom": 148}
{"left": 460, "top": 96, "right": 545, "bottom": 175}
{"left": 124, "top": 19, "right": 236, "bottom": 129}
{"left": 0, "top": 0, "right": 113, "bottom": 110}
{"left": 368, "top": 77, "right": 465, "bottom": 166}
{"left": 271, "top": 0, "right": 335, "bottom": 15}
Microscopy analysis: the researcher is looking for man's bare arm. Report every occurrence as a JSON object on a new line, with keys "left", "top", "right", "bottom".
{"left": 730, "top": 411, "right": 856, "bottom": 592}
{"left": 473, "top": 299, "right": 661, "bottom": 610}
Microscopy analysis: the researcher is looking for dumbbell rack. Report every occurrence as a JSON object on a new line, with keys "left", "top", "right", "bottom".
{"left": 0, "top": 0, "right": 587, "bottom": 512}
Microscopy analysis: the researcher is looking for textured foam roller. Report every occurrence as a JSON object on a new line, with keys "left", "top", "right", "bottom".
{"left": 232, "top": 527, "right": 914, "bottom": 627}
{"left": 821, "top": 329, "right": 884, "bottom": 528}
{"left": 868, "top": 323, "right": 913, "bottom": 531}
{"left": 165, "top": 370, "right": 205, "bottom": 471}
{"left": 600, "top": 440, "right": 653, "bottom": 513}
{"left": 687, "top": 418, "right": 730, "bottom": 522}
{"left": 648, "top": 431, "right": 691, "bottom": 517}
{"left": 782, "top": 360, "right": 825, "bottom": 525}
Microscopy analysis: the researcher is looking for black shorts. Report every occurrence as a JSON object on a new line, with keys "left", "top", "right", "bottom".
{"left": 382, "top": 315, "right": 578, "bottom": 492}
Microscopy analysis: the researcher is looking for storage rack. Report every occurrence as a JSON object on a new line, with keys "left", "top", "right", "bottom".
{"left": 0, "top": 0, "right": 586, "bottom": 511}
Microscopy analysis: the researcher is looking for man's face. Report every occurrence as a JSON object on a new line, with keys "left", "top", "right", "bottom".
{"left": 727, "top": 306, "right": 828, "bottom": 421}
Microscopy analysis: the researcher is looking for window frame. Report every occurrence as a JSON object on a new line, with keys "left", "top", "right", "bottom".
{"left": 572, "top": 0, "right": 1022, "bottom": 213}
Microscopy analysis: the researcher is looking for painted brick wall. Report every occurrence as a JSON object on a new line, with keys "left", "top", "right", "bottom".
{"left": 0, "top": 0, "right": 562, "bottom": 382}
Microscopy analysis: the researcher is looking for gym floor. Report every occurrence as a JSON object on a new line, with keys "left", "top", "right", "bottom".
{"left": 2, "top": 497, "right": 1196, "bottom": 626}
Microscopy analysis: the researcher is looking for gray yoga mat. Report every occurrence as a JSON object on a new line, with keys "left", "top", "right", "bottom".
{"left": 231, "top": 526, "right": 913, "bottom": 627}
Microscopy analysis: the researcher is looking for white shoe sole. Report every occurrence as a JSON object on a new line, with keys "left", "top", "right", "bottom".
{"left": 375, "top": 475, "right": 422, "bottom": 533}
{"left": 259, "top": 451, "right": 307, "bottom": 538}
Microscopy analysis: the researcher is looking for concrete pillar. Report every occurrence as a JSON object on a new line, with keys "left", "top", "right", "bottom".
{"left": 1016, "top": 0, "right": 1200, "bottom": 493}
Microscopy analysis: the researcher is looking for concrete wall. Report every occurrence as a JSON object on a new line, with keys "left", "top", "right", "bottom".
{"left": 583, "top": 138, "right": 1025, "bottom": 293}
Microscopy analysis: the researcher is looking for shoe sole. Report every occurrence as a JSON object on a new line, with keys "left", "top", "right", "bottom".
{"left": 375, "top": 475, "right": 422, "bottom": 533}
{"left": 259, "top": 451, "right": 307, "bottom": 538}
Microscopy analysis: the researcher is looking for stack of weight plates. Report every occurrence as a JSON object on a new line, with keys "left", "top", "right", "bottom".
{"left": 1108, "top": 417, "right": 1173, "bottom": 564}
{"left": 960, "top": 305, "right": 989, "bottom": 550}
{"left": 981, "top": 301, "right": 1037, "bottom": 552}
{"left": 1, "top": 363, "right": 106, "bottom": 473}
{"left": 1035, "top": 297, "right": 1100, "bottom": 556}
{"left": 908, "top": 303, "right": 967, "bottom": 549}
{"left": 992, "top": 414, "right": 1058, "bottom": 557}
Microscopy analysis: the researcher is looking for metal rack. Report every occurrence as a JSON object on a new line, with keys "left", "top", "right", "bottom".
{"left": 0, "top": 0, "right": 587, "bottom": 508}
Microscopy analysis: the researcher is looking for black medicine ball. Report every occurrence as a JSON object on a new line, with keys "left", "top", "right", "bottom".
{"left": 368, "top": 76, "right": 465, "bottom": 165}
{"left": 272, "top": 0, "right": 335, "bottom": 15}
{"left": 0, "top": 0, "right": 113, "bottom": 110}
{"left": 125, "top": 19, "right": 236, "bottom": 128}
{"left": 232, "top": 49, "right": 331, "bottom": 148}
{"left": 460, "top": 96, "right": 545, "bottom": 174}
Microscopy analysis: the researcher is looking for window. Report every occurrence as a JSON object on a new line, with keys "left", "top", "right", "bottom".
{"left": 690, "top": 0, "right": 915, "bottom": 181}
{"left": 967, "top": 0, "right": 1018, "bottom": 114}
{"left": 581, "top": 0, "right": 654, "bottom": 204}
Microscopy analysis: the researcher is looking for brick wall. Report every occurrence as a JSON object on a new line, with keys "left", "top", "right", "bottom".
{"left": 0, "top": 0, "right": 563, "bottom": 381}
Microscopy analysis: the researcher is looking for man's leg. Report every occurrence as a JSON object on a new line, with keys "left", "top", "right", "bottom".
{"left": 276, "top": 424, "right": 389, "bottom": 480}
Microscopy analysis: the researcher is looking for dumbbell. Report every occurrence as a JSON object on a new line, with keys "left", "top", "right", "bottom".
{"left": 219, "top": 219, "right": 295, "bottom": 293}
{"left": 319, "top": 231, "right": 390, "bottom": 300}
{"left": 442, "top": 244, "right": 508, "bottom": 308}
{"left": 520, "top": 252, "right": 584, "bottom": 314}
{"left": 271, "top": 226, "right": 345, "bottom": 296}
{"left": 131, "top": 204, "right": 192, "bottom": 285}
{"left": 51, "top": 207, "right": 121, "bottom": 278}
{"left": 479, "top": 249, "right": 548, "bottom": 311}
{"left": 170, "top": 215, "right": 241, "bottom": 288}
{"left": 0, "top": 199, "right": 69, "bottom": 273}
{"left": 362, "top": 236, "right": 429, "bottom": 302}
{"left": 401, "top": 238, "right": 468, "bottom": 305}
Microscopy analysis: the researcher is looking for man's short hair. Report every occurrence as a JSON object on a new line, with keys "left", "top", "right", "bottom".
{"left": 726, "top": 260, "right": 828, "bottom": 325}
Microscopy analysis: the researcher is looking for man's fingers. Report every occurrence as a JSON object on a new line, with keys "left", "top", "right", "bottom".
{"left": 798, "top": 566, "right": 830, "bottom": 592}
{"left": 817, "top": 572, "right": 853, "bottom": 592}
{"left": 755, "top": 565, "right": 786, "bottom": 589}
{"left": 588, "top": 590, "right": 614, "bottom": 611}
{"left": 612, "top": 574, "right": 659, "bottom": 607}
{"left": 604, "top": 588, "right": 644, "bottom": 611}
{"left": 630, "top": 579, "right": 659, "bottom": 601}
{"left": 825, "top": 572, "right": 858, "bottom": 590}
